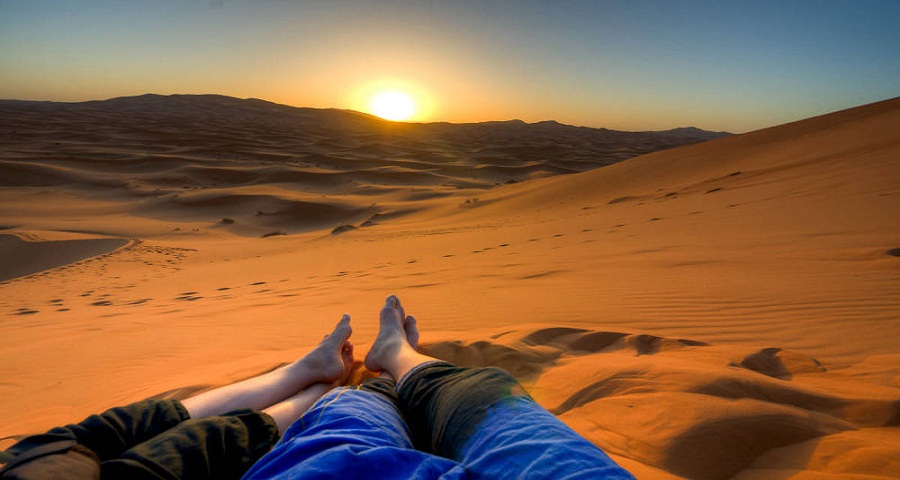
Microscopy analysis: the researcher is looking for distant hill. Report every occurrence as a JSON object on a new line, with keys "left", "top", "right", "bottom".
{"left": 0, "top": 94, "right": 730, "bottom": 176}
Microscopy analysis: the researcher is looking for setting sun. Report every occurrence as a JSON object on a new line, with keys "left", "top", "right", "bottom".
{"left": 369, "top": 90, "right": 416, "bottom": 121}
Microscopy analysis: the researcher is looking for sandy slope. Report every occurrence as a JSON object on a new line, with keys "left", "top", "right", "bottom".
{"left": 0, "top": 97, "right": 898, "bottom": 479}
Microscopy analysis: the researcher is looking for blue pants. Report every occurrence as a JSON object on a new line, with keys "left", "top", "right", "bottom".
{"left": 243, "top": 363, "right": 633, "bottom": 479}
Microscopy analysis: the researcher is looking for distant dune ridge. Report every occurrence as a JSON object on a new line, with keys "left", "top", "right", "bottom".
{"left": 0, "top": 95, "right": 898, "bottom": 479}
{"left": 0, "top": 94, "right": 727, "bottom": 237}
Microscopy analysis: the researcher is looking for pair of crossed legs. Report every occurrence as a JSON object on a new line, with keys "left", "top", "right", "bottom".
{"left": 242, "top": 296, "right": 633, "bottom": 479}
{"left": 181, "top": 313, "right": 355, "bottom": 433}
{"left": 2, "top": 296, "right": 632, "bottom": 479}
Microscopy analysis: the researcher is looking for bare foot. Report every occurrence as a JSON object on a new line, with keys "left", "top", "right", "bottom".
{"left": 365, "top": 295, "right": 409, "bottom": 373}
{"left": 303, "top": 314, "right": 353, "bottom": 384}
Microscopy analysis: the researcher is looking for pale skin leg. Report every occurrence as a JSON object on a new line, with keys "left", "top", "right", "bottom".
{"left": 260, "top": 384, "right": 329, "bottom": 434}
{"left": 181, "top": 314, "right": 353, "bottom": 420}
{"left": 365, "top": 295, "right": 437, "bottom": 382}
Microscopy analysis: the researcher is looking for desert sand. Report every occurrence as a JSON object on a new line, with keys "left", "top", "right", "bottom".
{"left": 0, "top": 95, "right": 898, "bottom": 479}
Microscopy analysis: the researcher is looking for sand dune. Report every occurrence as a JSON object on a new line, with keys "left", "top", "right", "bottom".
{"left": 422, "top": 326, "right": 898, "bottom": 479}
{"left": 0, "top": 95, "right": 898, "bottom": 479}
{"left": 0, "top": 95, "right": 724, "bottom": 239}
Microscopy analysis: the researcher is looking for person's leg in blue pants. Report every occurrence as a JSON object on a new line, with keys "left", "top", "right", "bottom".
{"left": 368, "top": 296, "right": 635, "bottom": 479}
{"left": 242, "top": 377, "right": 464, "bottom": 479}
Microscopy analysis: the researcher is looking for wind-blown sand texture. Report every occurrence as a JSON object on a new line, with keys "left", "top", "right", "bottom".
{"left": 1, "top": 95, "right": 897, "bottom": 479}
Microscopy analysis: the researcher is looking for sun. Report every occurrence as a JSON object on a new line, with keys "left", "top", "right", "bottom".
{"left": 369, "top": 90, "right": 416, "bottom": 121}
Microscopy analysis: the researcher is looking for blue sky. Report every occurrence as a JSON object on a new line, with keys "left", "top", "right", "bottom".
{"left": 1, "top": 0, "right": 897, "bottom": 132}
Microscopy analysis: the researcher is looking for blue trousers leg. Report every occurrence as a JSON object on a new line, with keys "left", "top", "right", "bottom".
{"left": 397, "top": 363, "right": 634, "bottom": 480}
{"left": 242, "top": 378, "right": 464, "bottom": 480}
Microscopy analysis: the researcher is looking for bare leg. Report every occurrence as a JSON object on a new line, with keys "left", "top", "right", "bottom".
{"left": 365, "top": 295, "right": 436, "bottom": 381}
{"left": 263, "top": 335, "right": 355, "bottom": 432}
{"left": 182, "top": 314, "right": 353, "bottom": 419}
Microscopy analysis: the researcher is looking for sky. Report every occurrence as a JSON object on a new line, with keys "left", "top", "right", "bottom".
{"left": 1, "top": 1, "right": 898, "bottom": 133}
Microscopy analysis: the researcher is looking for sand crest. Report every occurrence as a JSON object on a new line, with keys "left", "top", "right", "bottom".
{"left": 0, "top": 231, "right": 129, "bottom": 283}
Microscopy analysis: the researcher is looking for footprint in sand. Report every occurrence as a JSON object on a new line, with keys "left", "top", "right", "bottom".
{"left": 175, "top": 292, "right": 203, "bottom": 301}
{"left": 521, "top": 270, "right": 566, "bottom": 280}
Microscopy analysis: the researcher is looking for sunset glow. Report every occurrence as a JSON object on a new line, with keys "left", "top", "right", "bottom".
{"left": 1, "top": 2, "right": 897, "bottom": 132}
{"left": 369, "top": 90, "right": 416, "bottom": 121}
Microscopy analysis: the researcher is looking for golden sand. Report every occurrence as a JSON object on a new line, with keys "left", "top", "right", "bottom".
{"left": 1, "top": 97, "right": 897, "bottom": 479}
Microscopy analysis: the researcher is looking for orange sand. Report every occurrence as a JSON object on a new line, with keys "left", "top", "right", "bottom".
{"left": 1, "top": 97, "right": 898, "bottom": 479}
